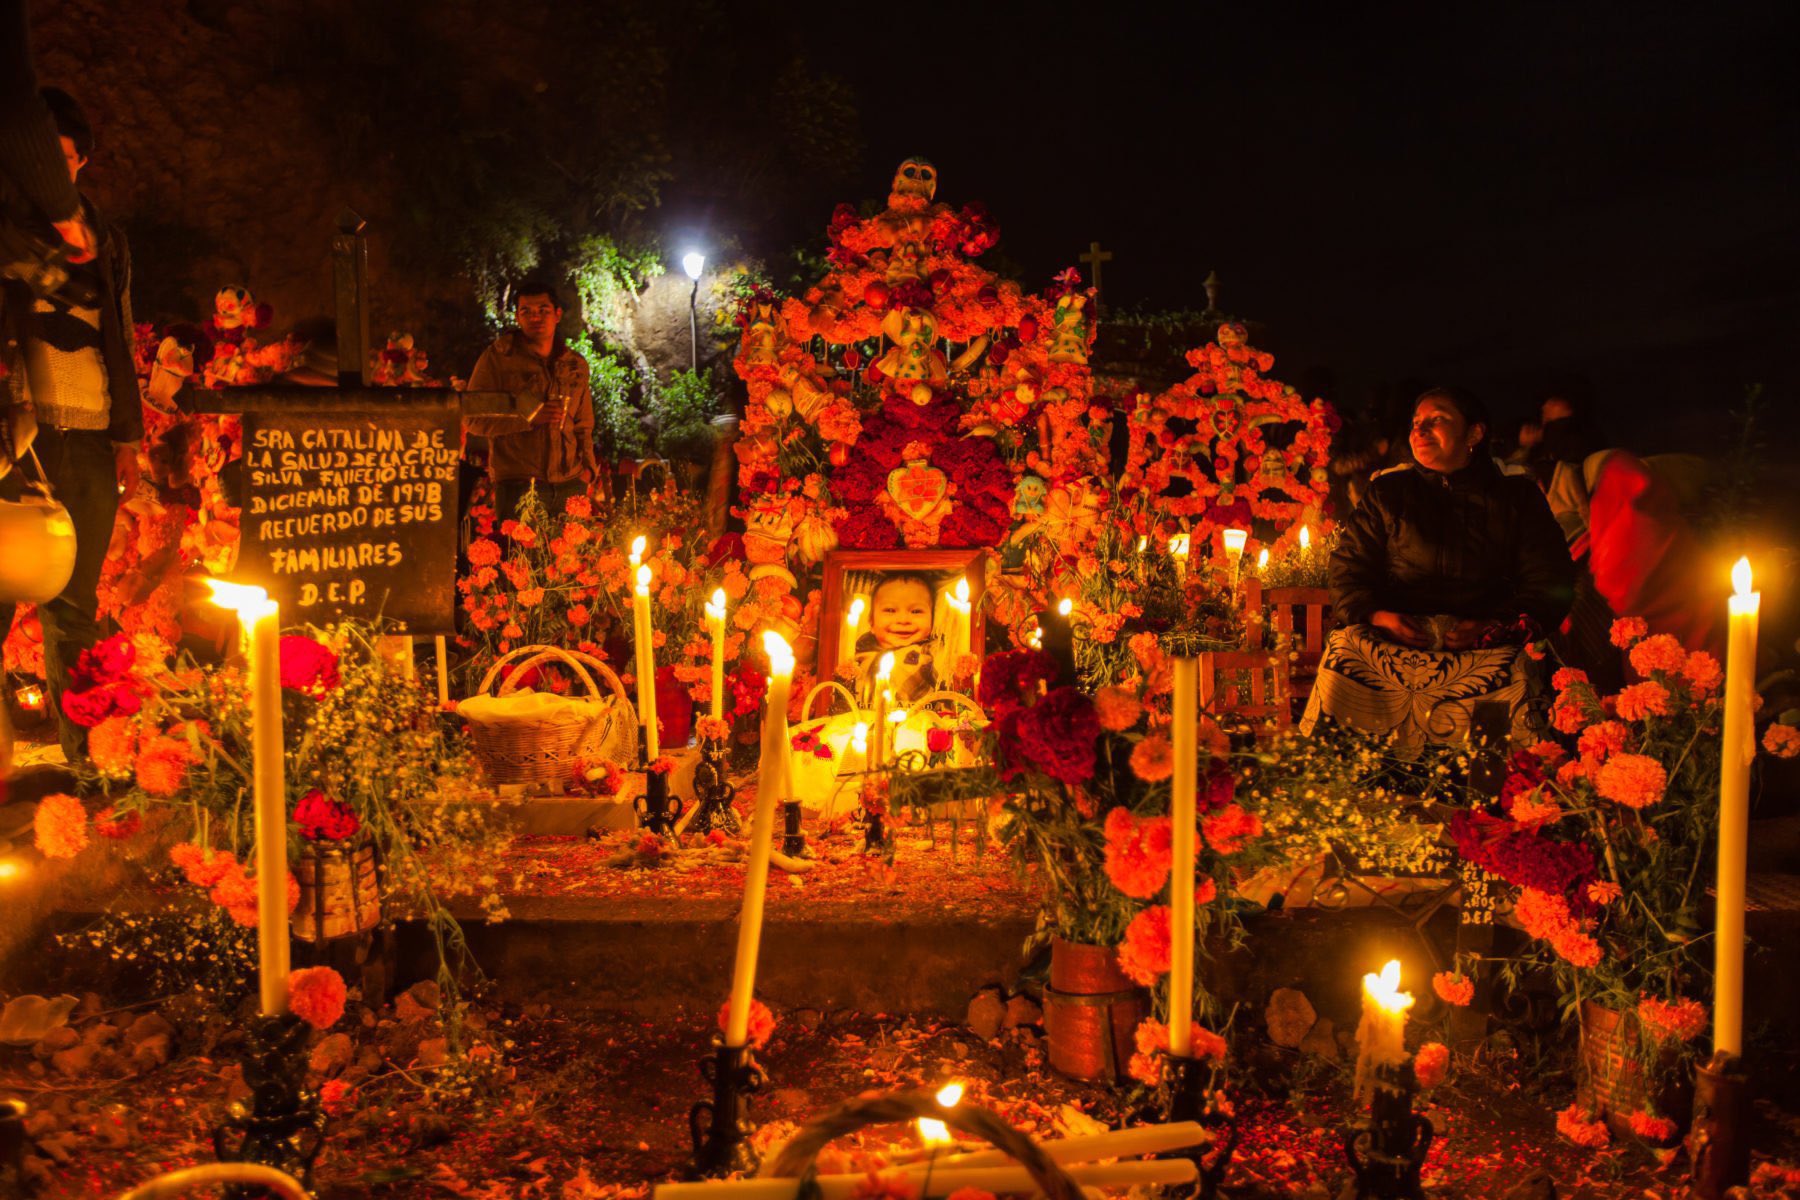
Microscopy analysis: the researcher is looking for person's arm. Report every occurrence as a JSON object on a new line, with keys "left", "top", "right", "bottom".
{"left": 1509, "top": 477, "right": 1577, "bottom": 630}
{"left": 0, "top": 0, "right": 82, "bottom": 227}
{"left": 104, "top": 223, "right": 144, "bottom": 490}
{"left": 1329, "top": 483, "right": 1390, "bottom": 628}
{"left": 460, "top": 347, "right": 533, "bottom": 438}
{"left": 571, "top": 362, "right": 598, "bottom": 477}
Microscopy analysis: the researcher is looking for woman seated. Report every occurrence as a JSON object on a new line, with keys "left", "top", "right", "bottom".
{"left": 1301, "top": 388, "right": 1575, "bottom": 750}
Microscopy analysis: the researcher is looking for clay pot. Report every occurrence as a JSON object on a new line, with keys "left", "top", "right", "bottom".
{"left": 1043, "top": 937, "right": 1147, "bottom": 1082}
{"left": 1576, "top": 1000, "right": 1692, "bottom": 1138}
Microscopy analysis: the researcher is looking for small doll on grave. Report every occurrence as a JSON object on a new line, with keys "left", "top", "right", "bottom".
{"left": 851, "top": 571, "right": 943, "bottom": 708}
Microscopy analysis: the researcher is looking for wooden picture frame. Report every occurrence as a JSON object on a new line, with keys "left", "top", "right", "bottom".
{"left": 817, "top": 548, "right": 988, "bottom": 695}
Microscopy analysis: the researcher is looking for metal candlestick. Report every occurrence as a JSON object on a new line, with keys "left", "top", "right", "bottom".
{"left": 685, "top": 735, "right": 740, "bottom": 836}
{"left": 1688, "top": 1051, "right": 1751, "bottom": 1198}
{"left": 1160, "top": 1054, "right": 1239, "bottom": 1200}
{"left": 782, "top": 798, "right": 807, "bottom": 858}
{"left": 213, "top": 1013, "right": 326, "bottom": 1194}
{"left": 635, "top": 725, "right": 681, "bottom": 835}
{"left": 1344, "top": 1058, "right": 1433, "bottom": 1200}
{"left": 685, "top": 1037, "right": 766, "bottom": 1179}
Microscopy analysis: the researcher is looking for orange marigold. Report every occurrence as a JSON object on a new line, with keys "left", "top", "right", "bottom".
{"left": 1556, "top": 1103, "right": 1611, "bottom": 1149}
{"left": 1201, "top": 804, "right": 1262, "bottom": 855}
{"left": 1127, "top": 1016, "right": 1227, "bottom": 1086}
{"left": 1628, "top": 633, "right": 1687, "bottom": 678}
{"left": 170, "top": 842, "right": 238, "bottom": 888}
{"left": 1614, "top": 681, "right": 1670, "bottom": 722}
{"left": 33, "top": 793, "right": 89, "bottom": 859}
{"left": 1608, "top": 617, "right": 1648, "bottom": 648}
{"left": 467, "top": 538, "right": 501, "bottom": 568}
{"left": 1626, "top": 1110, "right": 1678, "bottom": 1143}
{"left": 1117, "top": 904, "right": 1173, "bottom": 985}
{"left": 1432, "top": 971, "right": 1474, "bottom": 1007}
{"left": 1682, "top": 651, "right": 1723, "bottom": 692}
{"left": 1414, "top": 1041, "right": 1450, "bottom": 1088}
{"left": 88, "top": 715, "right": 139, "bottom": 775}
{"left": 1129, "top": 734, "right": 1174, "bottom": 783}
{"left": 1594, "top": 752, "right": 1666, "bottom": 809}
{"left": 1576, "top": 720, "right": 1630, "bottom": 764}
{"left": 1763, "top": 724, "right": 1800, "bottom": 759}
{"left": 134, "top": 735, "right": 193, "bottom": 798}
{"left": 288, "top": 965, "right": 348, "bottom": 1029}
{"left": 1102, "top": 807, "right": 1173, "bottom": 899}
{"left": 1586, "top": 880, "right": 1623, "bottom": 906}
{"left": 1093, "top": 686, "right": 1142, "bottom": 732}
{"left": 1637, "top": 994, "right": 1707, "bottom": 1043}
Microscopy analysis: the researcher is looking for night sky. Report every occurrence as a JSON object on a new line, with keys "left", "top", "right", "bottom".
{"left": 727, "top": 2, "right": 1797, "bottom": 453}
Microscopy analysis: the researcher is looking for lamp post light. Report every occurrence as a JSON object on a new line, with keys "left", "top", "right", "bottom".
{"left": 682, "top": 251, "right": 705, "bottom": 373}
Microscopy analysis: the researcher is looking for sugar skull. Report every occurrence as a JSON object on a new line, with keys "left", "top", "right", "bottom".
{"left": 214, "top": 286, "right": 254, "bottom": 330}
{"left": 1216, "top": 322, "right": 1247, "bottom": 349}
{"left": 888, "top": 157, "right": 938, "bottom": 206}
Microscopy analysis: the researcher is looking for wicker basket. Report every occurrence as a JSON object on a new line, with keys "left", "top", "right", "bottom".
{"left": 463, "top": 646, "right": 637, "bottom": 786}
{"left": 760, "top": 1089, "right": 1082, "bottom": 1200}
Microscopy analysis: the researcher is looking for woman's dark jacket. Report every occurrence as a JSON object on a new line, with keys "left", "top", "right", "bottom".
{"left": 1330, "top": 455, "right": 1576, "bottom": 631}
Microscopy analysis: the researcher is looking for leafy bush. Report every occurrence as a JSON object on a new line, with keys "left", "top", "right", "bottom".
{"left": 653, "top": 368, "right": 723, "bottom": 463}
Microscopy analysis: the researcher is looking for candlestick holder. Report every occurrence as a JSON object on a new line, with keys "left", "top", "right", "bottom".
{"left": 685, "top": 735, "right": 740, "bottom": 836}
{"left": 684, "top": 1037, "right": 766, "bottom": 1179}
{"left": 781, "top": 798, "right": 807, "bottom": 858}
{"left": 1343, "top": 1058, "right": 1432, "bottom": 1200}
{"left": 213, "top": 1012, "right": 326, "bottom": 1194}
{"left": 1688, "top": 1051, "right": 1751, "bottom": 1198}
{"left": 1159, "top": 1053, "right": 1239, "bottom": 1200}
{"left": 634, "top": 726, "right": 682, "bottom": 836}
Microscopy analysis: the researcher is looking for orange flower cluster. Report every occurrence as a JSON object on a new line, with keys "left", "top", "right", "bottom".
{"left": 1765, "top": 724, "right": 1800, "bottom": 759}
{"left": 33, "top": 793, "right": 89, "bottom": 859}
{"left": 1093, "top": 685, "right": 1143, "bottom": 732}
{"left": 1129, "top": 734, "right": 1174, "bottom": 783}
{"left": 1414, "top": 1041, "right": 1450, "bottom": 1088}
{"left": 1613, "top": 681, "right": 1670, "bottom": 721}
{"left": 1515, "top": 887, "right": 1602, "bottom": 967}
{"left": 1555, "top": 1103, "right": 1611, "bottom": 1149}
{"left": 1127, "top": 1016, "right": 1227, "bottom": 1087}
{"left": 1626, "top": 1110, "right": 1678, "bottom": 1143}
{"left": 1636, "top": 994, "right": 1707, "bottom": 1043}
{"left": 1117, "top": 904, "right": 1173, "bottom": 985}
{"left": 1200, "top": 804, "right": 1262, "bottom": 855}
{"left": 1431, "top": 971, "right": 1474, "bottom": 1007}
{"left": 1102, "top": 807, "right": 1173, "bottom": 899}
{"left": 716, "top": 998, "right": 777, "bottom": 1050}
{"left": 1593, "top": 752, "right": 1667, "bottom": 809}
{"left": 168, "top": 841, "right": 299, "bottom": 928}
{"left": 288, "top": 965, "right": 348, "bottom": 1030}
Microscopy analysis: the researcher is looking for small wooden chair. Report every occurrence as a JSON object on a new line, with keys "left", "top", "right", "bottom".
{"left": 1242, "top": 582, "right": 1334, "bottom": 706}
{"left": 1199, "top": 650, "right": 1292, "bottom": 737}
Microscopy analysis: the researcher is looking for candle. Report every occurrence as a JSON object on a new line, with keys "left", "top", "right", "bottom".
{"left": 629, "top": 534, "right": 646, "bottom": 569}
{"left": 944, "top": 577, "right": 972, "bottom": 668}
{"left": 654, "top": 1156, "right": 1197, "bottom": 1200}
{"left": 869, "top": 652, "right": 894, "bottom": 769}
{"left": 1168, "top": 656, "right": 1198, "bottom": 1057}
{"left": 434, "top": 635, "right": 450, "bottom": 709}
{"left": 928, "top": 1120, "right": 1210, "bottom": 1169}
{"left": 1040, "top": 597, "right": 1076, "bottom": 684}
{"left": 724, "top": 632, "right": 793, "bottom": 1046}
{"left": 707, "top": 588, "right": 728, "bottom": 724}
{"left": 842, "top": 595, "right": 868, "bottom": 670}
{"left": 1223, "top": 528, "right": 1248, "bottom": 589}
{"left": 1298, "top": 524, "right": 1311, "bottom": 553}
{"left": 206, "top": 581, "right": 289, "bottom": 1017}
{"left": 15, "top": 684, "right": 44, "bottom": 715}
{"left": 1354, "top": 959, "right": 1413, "bottom": 1103}
{"left": 633, "top": 564, "right": 660, "bottom": 759}
{"left": 1716, "top": 557, "right": 1759, "bottom": 1057}
{"left": 1256, "top": 547, "right": 1270, "bottom": 573}
{"left": 914, "top": 1082, "right": 963, "bottom": 1148}
{"left": 1168, "top": 532, "right": 1190, "bottom": 582}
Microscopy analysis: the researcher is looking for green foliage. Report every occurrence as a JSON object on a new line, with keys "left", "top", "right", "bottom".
{"left": 571, "top": 235, "right": 665, "bottom": 340}
{"left": 571, "top": 332, "right": 648, "bottom": 460}
{"left": 652, "top": 368, "right": 723, "bottom": 462}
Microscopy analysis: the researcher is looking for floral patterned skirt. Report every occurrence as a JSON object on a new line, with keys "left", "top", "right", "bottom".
{"left": 1299, "top": 624, "right": 1540, "bottom": 753}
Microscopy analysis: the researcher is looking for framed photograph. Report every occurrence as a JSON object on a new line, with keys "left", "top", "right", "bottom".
{"left": 817, "top": 549, "right": 987, "bottom": 708}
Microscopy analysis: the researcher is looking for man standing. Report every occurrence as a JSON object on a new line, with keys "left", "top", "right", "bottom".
{"left": 0, "top": 87, "right": 140, "bottom": 764}
{"left": 464, "top": 279, "right": 595, "bottom": 522}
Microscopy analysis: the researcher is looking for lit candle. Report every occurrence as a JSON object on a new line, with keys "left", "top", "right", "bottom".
{"left": 706, "top": 588, "right": 728, "bottom": 724}
{"left": 1168, "top": 656, "right": 1198, "bottom": 1057}
{"left": 654, "top": 1157, "right": 1197, "bottom": 1200}
{"left": 945, "top": 577, "right": 972, "bottom": 665}
{"left": 1298, "top": 524, "right": 1311, "bottom": 554}
{"left": 434, "top": 634, "right": 450, "bottom": 710}
{"left": 629, "top": 534, "right": 646, "bottom": 569}
{"left": 1256, "top": 547, "right": 1270, "bottom": 573}
{"left": 1040, "top": 597, "right": 1076, "bottom": 684}
{"left": 633, "top": 564, "right": 660, "bottom": 759}
{"left": 843, "top": 595, "right": 867, "bottom": 670}
{"left": 870, "top": 652, "right": 895, "bottom": 769}
{"left": 1715, "top": 557, "right": 1759, "bottom": 1057}
{"left": 206, "top": 581, "right": 289, "bottom": 1017}
{"left": 1168, "top": 532, "right": 1190, "bottom": 582}
{"left": 915, "top": 1082, "right": 963, "bottom": 1148}
{"left": 15, "top": 684, "right": 44, "bottom": 715}
{"left": 725, "top": 632, "right": 793, "bottom": 1047}
{"left": 1354, "top": 959, "right": 1413, "bottom": 1103}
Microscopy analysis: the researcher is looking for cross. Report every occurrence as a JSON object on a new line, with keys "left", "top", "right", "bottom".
{"left": 1079, "top": 240, "right": 1114, "bottom": 314}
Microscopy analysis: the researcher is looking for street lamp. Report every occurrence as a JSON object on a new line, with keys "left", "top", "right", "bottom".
{"left": 681, "top": 251, "right": 705, "bottom": 373}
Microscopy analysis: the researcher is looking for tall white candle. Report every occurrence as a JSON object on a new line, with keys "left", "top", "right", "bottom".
{"left": 707, "top": 588, "right": 728, "bottom": 724}
{"left": 1354, "top": 959, "right": 1412, "bottom": 1103}
{"left": 1222, "top": 528, "right": 1248, "bottom": 586}
{"left": 842, "top": 595, "right": 867, "bottom": 671}
{"left": 725, "top": 632, "right": 793, "bottom": 1046}
{"left": 1169, "top": 656, "right": 1198, "bottom": 1056}
{"left": 1716, "top": 557, "right": 1759, "bottom": 1057}
{"left": 1168, "top": 532, "right": 1190, "bottom": 583}
{"left": 945, "top": 577, "right": 972, "bottom": 665}
{"left": 207, "top": 581, "right": 289, "bottom": 1017}
{"left": 629, "top": 534, "right": 646, "bottom": 569}
{"left": 655, "top": 1156, "right": 1197, "bottom": 1200}
{"left": 869, "top": 652, "right": 894, "bottom": 770}
{"left": 434, "top": 634, "right": 450, "bottom": 710}
{"left": 633, "top": 564, "right": 660, "bottom": 759}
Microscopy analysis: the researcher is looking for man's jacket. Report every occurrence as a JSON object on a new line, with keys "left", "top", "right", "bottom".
{"left": 1330, "top": 454, "right": 1575, "bottom": 631}
{"left": 463, "top": 331, "right": 593, "bottom": 485}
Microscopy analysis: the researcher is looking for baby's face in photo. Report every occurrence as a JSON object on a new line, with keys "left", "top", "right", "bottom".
{"left": 870, "top": 578, "right": 933, "bottom": 649}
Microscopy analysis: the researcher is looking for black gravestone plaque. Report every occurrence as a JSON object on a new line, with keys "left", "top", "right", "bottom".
{"left": 237, "top": 409, "right": 460, "bottom": 632}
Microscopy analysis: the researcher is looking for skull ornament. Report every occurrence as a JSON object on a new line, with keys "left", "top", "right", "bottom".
{"left": 888, "top": 157, "right": 938, "bottom": 207}
{"left": 214, "top": 286, "right": 254, "bottom": 330}
{"left": 1012, "top": 474, "right": 1048, "bottom": 517}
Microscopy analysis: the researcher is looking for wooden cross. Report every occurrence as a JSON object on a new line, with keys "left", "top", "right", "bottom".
{"left": 1079, "top": 240, "right": 1114, "bottom": 314}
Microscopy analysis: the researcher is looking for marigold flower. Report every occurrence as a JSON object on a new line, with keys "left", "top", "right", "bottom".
{"left": 1614, "top": 681, "right": 1671, "bottom": 722}
{"left": 1127, "top": 1016, "right": 1227, "bottom": 1086}
{"left": 288, "top": 965, "right": 348, "bottom": 1030}
{"left": 170, "top": 842, "right": 237, "bottom": 888}
{"left": 1432, "top": 971, "right": 1474, "bottom": 1007}
{"left": 134, "top": 735, "right": 194, "bottom": 797}
{"left": 1551, "top": 928, "right": 1602, "bottom": 967}
{"left": 1117, "top": 904, "right": 1173, "bottom": 985}
{"left": 93, "top": 806, "right": 143, "bottom": 840}
{"left": 1682, "top": 651, "right": 1723, "bottom": 692}
{"left": 1608, "top": 617, "right": 1648, "bottom": 648}
{"left": 1556, "top": 1103, "right": 1611, "bottom": 1149}
{"left": 1102, "top": 807, "right": 1173, "bottom": 899}
{"left": 1637, "top": 994, "right": 1707, "bottom": 1043}
{"left": 1626, "top": 1110, "right": 1677, "bottom": 1143}
{"left": 1526, "top": 739, "right": 1567, "bottom": 766}
{"left": 1576, "top": 720, "right": 1630, "bottom": 764}
{"left": 1201, "top": 804, "right": 1262, "bottom": 855}
{"left": 1093, "top": 685, "right": 1142, "bottom": 732}
{"left": 1628, "top": 633, "right": 1687, "bottom": 678}
{"left": 1414, "top": 1041, "right": 1450, "bottom": 1088}
{"left": 1594, "top": 752, "right": 1666, "bottom": 809}
{"left": 319, "top": 1078, "right": 356, "bottom": 1117}
{"left": 567, "top": 604, "right": 591, "bottom": 627}
{"left": 467, "top": 538, "right": 502, "bottom": 567}
{"left": 1552, "top": 667, "right": 1589, "bottom": 692}
{"left": 1129, "top": 734, "right": 1174, "bottom": 783}
{"left": 718, "top": 998, "right": 777, "bottom": 1049}
{"left": 1763, "top": 724, "right": 1800, "bottom": 759}
{"left": 34, "top": 793, "right": 89, "bottom": 859}
{"left": 88, "top": 715, "right": 139, "bottom": 775}
{"left": 1586, "top": 880, "right": 1623, "bottom": 906}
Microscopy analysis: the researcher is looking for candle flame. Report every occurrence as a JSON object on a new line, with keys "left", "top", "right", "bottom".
{"left": 1732, "top": 556, "right": 1753, "bottom": 597}
{"left": 1168, "top": 532, "right": 1190, "bottom": 558}
{"left": 762, "top": 630, "right": 794, "bottom": 677}
{"left": 916, "top": 1116, "right": 952, "bottom": 1147}
{"left": 205, "top": 579, "right": 273, "bottom": 615}
{"left": 936, "top": 1082, "right": 964, "bottom": 1107}
{"left": 1136, "top": 535, "right": 1147, "bottom": 553}
{"left": 1257, "top": 548, "right": 1270, "bottom": 570}
{"left": 1299, "top": 524, "right": 1311, "bottom": 551}
{"left": 1363, "top": 958, "right": 1414, "bottom": 1014}
{"left": 629, "top": 535, "right": 646, "bottom": 565}
{"left": 0, "top": 858, "right": 23, "bottom": 882}
{"left": 848, "top": 595, "right": 867, "bottom": 626}
{"left": 850, "top": 721, "right": 869, "bottom": 750}
{"left": 1028, "top": 627, "right": 1043, "bottom": 649}
{"left": 877, "top": 651, "right": 895, "bottom": 681}
{"left": 953, "top": 576, "right": 970, "bottom": 605}
{"left": 1223, "top": 528, "right": 1249, "bottom": 555}
{"left": 707, "top": 587, "right": 727, "bottom": 619}
{"left": 888, "top": 707, "right": 906, "bottom": 725}
{"left": 1057, "top": 597, "right": 1073, "bottom": 617}
{"left": 634, "top": 564, "right": 652, "bottom": 594}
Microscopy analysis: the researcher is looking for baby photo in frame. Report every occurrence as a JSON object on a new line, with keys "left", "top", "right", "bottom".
{"left": 818, "top": 549, "right": 987, "bottom": 709}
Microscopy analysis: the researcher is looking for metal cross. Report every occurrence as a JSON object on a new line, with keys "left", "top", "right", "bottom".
{"left": 1079, "top": 240, "right": 1114, "bottom": 313}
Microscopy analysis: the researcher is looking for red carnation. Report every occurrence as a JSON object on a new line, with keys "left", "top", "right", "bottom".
{"left": 294, "top": 789, "right": 361, "bottom": 842}
{"left": 977, "top": 649, "right": 1059, "bottom": 713}
{"left": 1006, "top": 686, "right": 1101, "bottom": 786}
{"left": 279, "top": 636, "right": 341, "bottom": 693}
